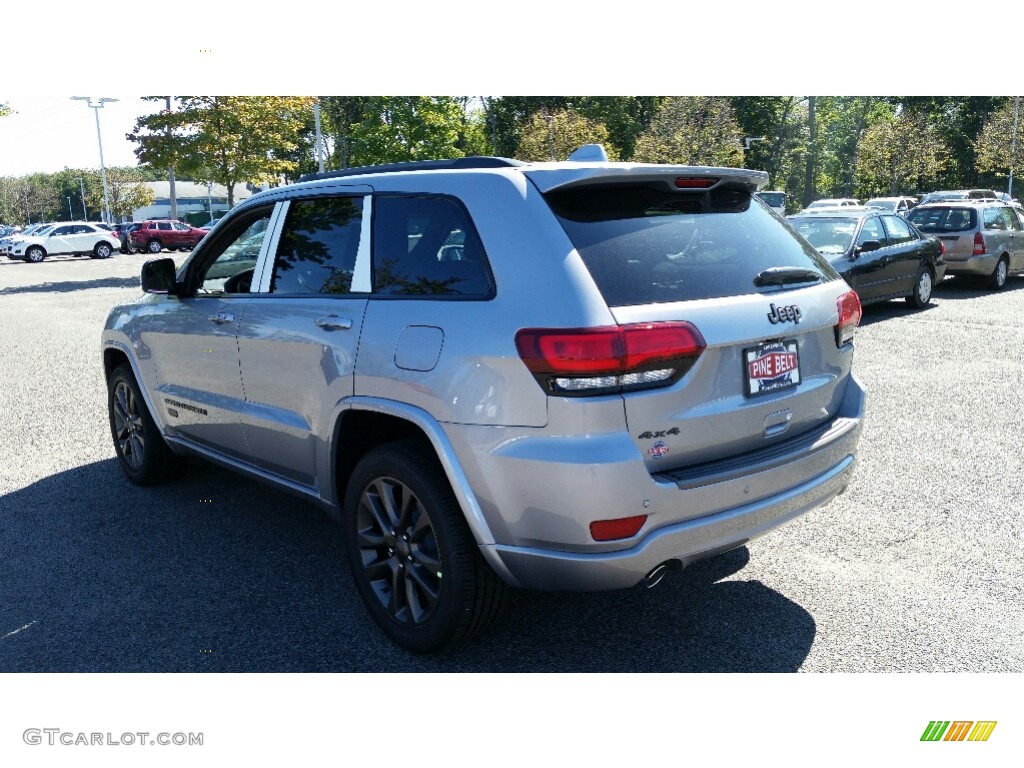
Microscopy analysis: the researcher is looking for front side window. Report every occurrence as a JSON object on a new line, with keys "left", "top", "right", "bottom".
{"left": 194, "top": 207, "right": 275, "bottom": 295}
{"left": 270, "top": 196, "right": 363, "bottom": 295}
{"left": 372, "top": 196, "right": 492, "bottom": 297}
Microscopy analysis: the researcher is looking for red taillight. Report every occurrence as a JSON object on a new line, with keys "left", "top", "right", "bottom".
{"left": 674, "top": 177, "right": 718, "bottom": 189}
{"left": 938, "top": 239, "right": 946, "bottom": 256}
{"left": 973, "top": 231, "right": 986, "bottom": 255}
{"left": 835, "top": 291, "right": 862, "bottom": 347}
{"left": 515, "top": 322, "right": 706, "bottom": 395}
{"left": 590, "top": 515, "right": 647, "bottom": 541}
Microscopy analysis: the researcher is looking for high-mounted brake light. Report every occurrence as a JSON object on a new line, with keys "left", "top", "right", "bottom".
{"left": 973, "top": 231, "right": 986, "bottom": 255}
{"left": 515, "top": 322, "right": 706, "bottom": 396}
{"left": 835, "top": 291, "right": 862, "bottom": 347}
{"left": 674, "top": 177, "right": 718, "bottom": 189}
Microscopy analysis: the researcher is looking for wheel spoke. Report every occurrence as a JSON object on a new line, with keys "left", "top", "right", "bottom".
{"left": 406, "top": 563, "right": 441, "bottom": 612}
{"left": 361, "top": 487, "right": 393, "bottom": 535}
{"left": 356, "top": 526, "right": 386, "bottom": 549}
{"left": 377, "top": 479, "right": 403, "bottom": 529}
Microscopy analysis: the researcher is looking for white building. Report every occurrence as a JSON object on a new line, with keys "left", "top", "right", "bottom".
{"left": 127, "top": 181, "right": 254, "bottom": 223}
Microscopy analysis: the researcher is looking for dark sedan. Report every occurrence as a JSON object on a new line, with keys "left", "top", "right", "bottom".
{"left": 787, "top": 208, "right": 946, "bottom": 308}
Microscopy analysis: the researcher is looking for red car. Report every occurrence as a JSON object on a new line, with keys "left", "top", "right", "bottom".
{"left": 128, "top": 220, "right": 209, "bottom": 254}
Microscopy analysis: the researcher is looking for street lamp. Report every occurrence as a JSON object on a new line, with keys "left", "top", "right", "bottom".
{"left": 71, "top": 96, "right": 119, "bottom": 223}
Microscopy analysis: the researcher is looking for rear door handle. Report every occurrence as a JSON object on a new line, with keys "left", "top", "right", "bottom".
{"left": 315, "top": 315, "right": 353, "bottom": 331}
{"left": 208, "top": 312, "right": 234, "bottom": 325}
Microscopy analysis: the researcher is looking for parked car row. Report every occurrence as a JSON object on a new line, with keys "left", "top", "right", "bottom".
{"left": 3, "top": 221, "right": 121, "bottom": 262}
{"left": 2, "top": 219, "right": 210, "bottom": 262}
{"left": 787, "top": 197, "right": 1024, "bottom": 304}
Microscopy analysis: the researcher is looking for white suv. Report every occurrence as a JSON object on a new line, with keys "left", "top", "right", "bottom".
{"left": 10, "top": 221, "right": 120, "bottom": 262}
{"left": 102, "top": 148, "right": 866, "bottom": 652}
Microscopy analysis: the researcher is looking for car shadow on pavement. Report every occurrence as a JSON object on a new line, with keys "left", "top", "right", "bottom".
{"left": 0, "top": 276, "right": 141, "bottom": 295}
{"left": 0, "top": 459, "right": 814, "bottom": 673}
{"left": 930, "top": 275, "right": 1024, "bottom": 301}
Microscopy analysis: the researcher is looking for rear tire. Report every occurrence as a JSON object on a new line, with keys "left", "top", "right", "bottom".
{"left": 906, "top": 267, "right": 933, "bottom": 309}
{"left": 342, "top": 440, "right": 507, "bottom": 653}
{"left": 94, "top": 242, "right": 113, "bottom": 259}
{"left": 107, "top": 363, "right": 185, "bottom": 485}
{"left": 988, "top": 257, "right": 1009, "bottom": 290}
{"left": 147, "top": 239, "right": 163, "bottom": 254}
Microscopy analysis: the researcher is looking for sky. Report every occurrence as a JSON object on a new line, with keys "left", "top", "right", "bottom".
{"left": 0, "top": 96, "right": 154, "bottom": 176}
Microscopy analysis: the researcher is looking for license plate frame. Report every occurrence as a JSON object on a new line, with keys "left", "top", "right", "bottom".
{"left": 743, "top": 339, "right": 801, "bottom": 398}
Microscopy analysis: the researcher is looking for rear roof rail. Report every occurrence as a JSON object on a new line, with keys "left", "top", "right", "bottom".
{"left": 298, "top": 156, "right": 525, "bottom": 183}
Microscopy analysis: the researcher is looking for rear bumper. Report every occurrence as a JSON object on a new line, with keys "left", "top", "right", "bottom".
{"left": 484, "top": 375, "right": 866, "bottom": 591}
{"left": 944, "top": 254, "right": 997, "bottom": 276}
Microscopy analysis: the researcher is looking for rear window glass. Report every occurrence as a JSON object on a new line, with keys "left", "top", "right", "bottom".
{"left": 758, "top": 192, "right": 785, "bottom": 207}
{"left": 544, "top": 184, "right": 837, "bottom": 306}
{"left": 907, "top": 206, "right": 976, "bottom": 232}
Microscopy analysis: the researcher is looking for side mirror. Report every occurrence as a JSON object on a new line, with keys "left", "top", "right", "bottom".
{"left": 141, "top": 258, "right": 180, "bottom": 295}
{"left": 856, "top": 239, "right": 882, "bottom": 254}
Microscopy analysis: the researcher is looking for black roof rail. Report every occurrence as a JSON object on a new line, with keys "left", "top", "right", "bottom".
{"left": 298, "top": 156, "right": 525, "bottom": 183}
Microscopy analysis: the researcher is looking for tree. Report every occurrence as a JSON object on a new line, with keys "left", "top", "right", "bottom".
{"left": 632, "top": 97, "right": 744, "bottom": 166}
{"left": 0, "top": 102, "right": 10, "bottom": 118}
{"left": 514, "top": 108, "right": 617, "bottom": 161}
{"left": 105, "top": 168, "right": 155, "bottom": 221}
{"left": 854, "top": 111, "right": 949, "bottom": 197}
{"left": 973, "top": 98, "right": 1024, "bottom": 189}
{"left": 130, "top": 96, "right": 315, "bottom": 206}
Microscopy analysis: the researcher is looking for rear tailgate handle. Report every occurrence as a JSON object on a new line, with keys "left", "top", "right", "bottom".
{"left": 315, "top": 315, "right": 353, "bottom": 331}
{"left": 208, "top": 311, "right": 234, "bottom": 325}
{"left": 764, "top": 409, "right": 793, "bottom": 438}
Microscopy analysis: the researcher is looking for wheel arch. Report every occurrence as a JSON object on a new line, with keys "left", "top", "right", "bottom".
{"left": 102, "top": 340, "right": 170, "bottom": 439}
{"left": 327, "top": 397, "right": 515, "bottom": 583}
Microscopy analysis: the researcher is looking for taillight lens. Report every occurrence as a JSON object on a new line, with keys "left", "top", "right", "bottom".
{"left": 939, "top": 239, "right": 946, "bottom": 256}
{"left": 515, "top": 322, "right": 706, "bottom": 396}
{"left": 835, "top": 291, "right": 862, "bottom": 347}
{"left": 973, "top": 232, "right": 986, "bottom": 255}
{"left": 674, "top": 177, "right": 718, "bottom": 189}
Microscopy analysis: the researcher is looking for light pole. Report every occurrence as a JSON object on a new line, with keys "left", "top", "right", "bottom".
{"left": 68, "top": 196, "right": 73, "bottom": 220}
{"left": 71, "top": 96, "right": 119, "bottom": 223}
{"left": 79, "top": 178, "right": 87, "bottom": 220}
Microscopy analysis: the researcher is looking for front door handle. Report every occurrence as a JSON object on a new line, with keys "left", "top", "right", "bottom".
{"left": 315, "top": 315, "right": 353, "bottom": 331}
{"left": 208, "top": 311, "right": 234, "bottom": 325}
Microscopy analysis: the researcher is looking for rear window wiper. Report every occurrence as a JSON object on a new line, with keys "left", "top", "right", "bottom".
{"left": 753, "top": 266, "right": 824, "bottom": 287}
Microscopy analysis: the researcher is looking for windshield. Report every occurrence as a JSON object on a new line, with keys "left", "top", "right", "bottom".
{"left": 35, "top": 225, "right": 55, "bottom": 236}
{"left": 788, "top": 217, "right": 858, "bottom": 254}
{"left": 758, "top": 192, "right": 785, "bottom": 207}
{"left": 907, "top": 206, "right": 977, "bottom": 232}
{"left": 545, "top": 183, "right": 837, "bottom": 306}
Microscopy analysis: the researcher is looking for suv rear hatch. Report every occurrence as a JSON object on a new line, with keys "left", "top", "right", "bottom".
{"left": 527, "top": 169, "right": 857, "bottom": 474}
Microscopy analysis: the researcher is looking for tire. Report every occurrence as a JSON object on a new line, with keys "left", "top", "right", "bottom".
{"left": 342, "top": 441, "right": 507, "bottom": 653}
{"left": 25, "top": 246, "right": 45, "bottom": 263}
{"left": 107, "top": 363, "right": 185, "bottom": 485}
{"left": 94, "top": 242, "right": 113, "bottom": 259}
{"left": 147, "top": 239, "right": 163, "bottom": 254}
{"left": 906, "top": 267, "right": 933, "bottom": 309}
{"left": 988, "top": 257, "right": 1009, "bottom": 290}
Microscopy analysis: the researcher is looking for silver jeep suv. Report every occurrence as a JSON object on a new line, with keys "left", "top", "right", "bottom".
{"left": 102, "top": 149, "right": 866, "bottom": 652}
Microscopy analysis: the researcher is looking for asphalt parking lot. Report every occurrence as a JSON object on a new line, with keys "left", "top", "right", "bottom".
{"left": 1, "top": 252, "right": 1022, "bottom": 672}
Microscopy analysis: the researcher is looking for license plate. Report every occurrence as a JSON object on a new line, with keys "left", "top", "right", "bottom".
{"left": 743, "top": 339, "right": 800, "bottom": 397}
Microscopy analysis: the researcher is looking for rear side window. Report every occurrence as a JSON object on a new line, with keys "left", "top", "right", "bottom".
{"left": 372, "top": 196, "right": 492, "bottom": 297}
{"left": 881, "top": 215, "right": 917, "bottom": 244}
{"left": 545, "top": 184, "right": 836, "bottom": 306}
{"left": 758, "top": 192, "right": 785, "bottom": 208}
{"left": 271, "top": 196, "right": 364, "bottom": 295}
{"left": 907, "top": 206, "right": 976, "bottom": 232}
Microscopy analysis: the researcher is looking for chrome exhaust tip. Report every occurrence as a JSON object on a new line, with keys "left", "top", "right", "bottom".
{"left": 644, "top": 562, "right": 671, "bottom": 589}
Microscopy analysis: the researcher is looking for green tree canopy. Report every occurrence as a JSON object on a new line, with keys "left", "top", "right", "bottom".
{"left": 130, "top": 96, "right": 315, "bottom": 206}
{"left": 854, "top": 110, "right": 949, "bottom": 197}
{"left": 973, "top": 98, "right": 1023, "bottom": 185}
{"left": 632, "top": 97, "right": 744, "bottom": 166}
{"left": 514, "top": 108, "right": 618, "bottom": 161}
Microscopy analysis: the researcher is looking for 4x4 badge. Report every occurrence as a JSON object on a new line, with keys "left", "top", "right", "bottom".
{"left": 767, "top": 303, "right": 802, "bottom": 324}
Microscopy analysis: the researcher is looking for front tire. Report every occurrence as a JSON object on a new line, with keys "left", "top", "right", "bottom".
{"left": 107, "top": 363, "right": 184, "bottom": 485}
{"left": 342, "top": 441, "right": 507, "bottom": 653}
{"left": 906, "top": 267, "right": 933, "bottom": 309}
{"left": 25, "top": 246, "right": 45, "bottom": 263}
